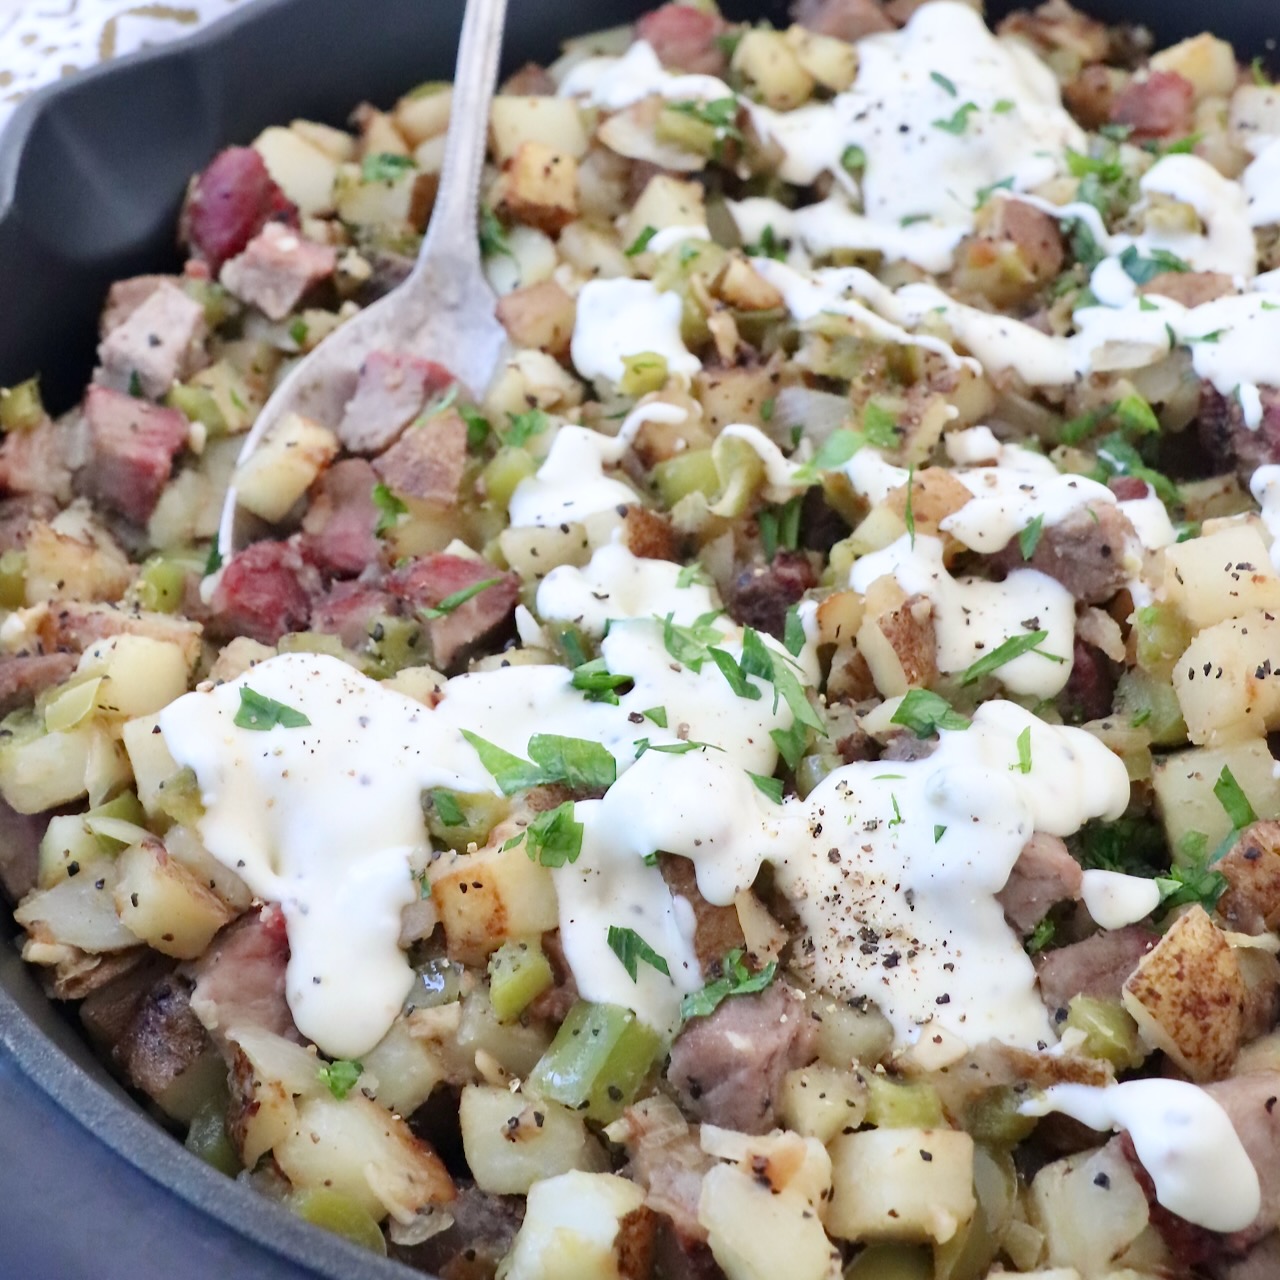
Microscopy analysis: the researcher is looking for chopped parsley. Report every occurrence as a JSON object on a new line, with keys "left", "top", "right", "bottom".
{"left": 1090, "top": 433, "right": 1179, "bottom": 505}
{"left": 361, "top": 152, "right": 415, "bottom": 183}
{"left": 1012, "top": 726, "right": 1032, "bottom": 774}
{"left": 932, "top": 102, "right": 979, "bottom": 135}
{"left": 659, "top": 610, "right": 726, "bottom": 672}
{"left": 372, "top": 482, "right": 407, "bottom": 537}
{"left": 288, "top": 317, "right": 309, "bottom": 347}
{"left": 960, "top": 629, "right": 1065, "bottom": 685}
{"left": 459, "top": 731, "right": 615, "bottom": 795}
{"left": 607, "top": 926, "right": 670, "bottom": 980}
{"left": 503, "top": 408, "right": 550, "bottom": 448}
{"left": 523, "top": 801, "right": 583, "bottom": 868}
{"left": 1018, "top": 513, "right": 1045, "bottom": 560}
{"left": 748, "top": 771, "right": 784, "bottom": 803}
{"left": 427, "top": 789, "right": 466, "bottom": 827}
{"left": 1214, "top": 765, "right": 1258, "bottom": 831}
{"left": 625, "top": 225, "right": 658, "bottom": 257}
{"left": 420, "top": 576, "right": 504, "bottom": 620}
{"left": 709, "top": 647, "right": 763, "bottom": 701}
{"left": 633, "top": 738, "right": 721, "bottom": 758}
{"left": 930, "top": 71, "right": 958, "bottom": 97}
{"left": 571, "top": 658, "right": 632, "bottom": 704}
{"left": 642, "top": 706, "right": 668, "bottom": 727}
{"left": 758, "top": 496, "right": 802, "bottom": 562}
{"left": 1118, "top": 245, "right": 1189, "bottom": 284}
{"left": 903, "top": 464, "right": 916, "bottom": 546}
{"left": 890, "top": 689, "right": 971, "bottom": 738}
{"left": 840, "top": 144, "right": 867, "bottom": 174}
{"left": 479, "top": 203, "right": 513, "bottom": 260}
{"left": 783, "top": 605, "right": 806, "bottom": 658}
{"left": 1025, "top": 917, "right": 1055, "bottom": 955}
{"left": 234, "top": 687, "right": 311, "bottom": 731}
{"left": 317, "top": 1059, "right": 363, "bottom": 1099}
{"left": 770, "top": 719, "right": 809, "bottom": 771}
{"left": 1113, "top": 393, "right": 1159, "bottom": 437}
{"left": 681, "top": 948, "right": 776, "bottom": 1021}
{"left": 677, "top": 562, "right": 713, "bottom": 589}
{"left": 461, "top": 405, "right": 491, "bottom": 451}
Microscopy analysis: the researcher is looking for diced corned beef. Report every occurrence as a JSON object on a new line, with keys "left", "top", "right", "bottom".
{"left": 386, "top": 554, "right": 519, "bottom": 672}
{"left": 500, "top": 62, "right": 557, "bottom": 95}
{"left": 1109, "top": 70, "right": 1195, "bottom": 140}
{"left": 390, "top": 1185, "right": 523, "bottom": 1277}
{"left": 1198, "top": 384, "right": 1280, "bottom": 485}
{"left": 0, "top": 794, "right": 43, "bottom": 901}
{"left": 1218, "top": 822, "right": 1280, "bottom": 936}
{"left": 790, "top": 0, "right": 894, "bottom": 40}
{"left": 1215, "top": 1231, "right": 1280, "bottom": 1280}
{"left": 1140, "top": 270, "right": 1235, "bottom": 308}
{"left": 0, "top": 493, "right": 56, "bottom": 552}
{"left": 0, "top": 653, "right": 78, "bottom": 717}
{"left": 1035, "top": 924, "right": 1157, "bottom": 1012}
{"left": 310, "top": 580, "right": 396, "bottom": 650}
{"left": 78, "top": 955, "right": 174, "bottom": 1056}
{"left": 99, "top": 275, "right": 176, "bottom": 336}
{"left": 659, "top": 855, "right": 745, "bottom": 968}
{"left": 997, "top": 833, "right": 1083, "bottom": 934}
{"left": 183, "top": 146, "right": 298, "bottom": 272}
{"left": 1017, "top": 501, "right": 1133, "bottom": 604}
{"left": 1107, "top": 475, "right": 1150, "bottom": 501}
{"left": 0, "top": 419, "right": 75, "bottom": 505}
{"left": 113, "top": 972, "right": 214, "bottom": 1113}
{"left": 726, "top": 549, "right": 817, "bottom": 638}
{"left": 372, "top": 409, "right": 467, "bottom": 503}
{"left": 96, "top": 282, "right": 207, "bottom": 400}
{"left": 636, "top": 4, "right": 729, "bottom": 75}
{"left": 338, "top": 351, "right": 456, "bottom": 454}
{"left": 299, "top": 458, "right": 381, "bottom": 576}
{"left": 996, "top": 0, "right": 1110, "bottom": 63}
{"left": 219, "top": 222, "right": 336, "bottom": 322}
{"left": 1063, "top": 639, "right": 1116, "bottom": 722}
{"left": 667, "top": 981, "right": 816, "bottom": 1133}
{"left": 207, "top": 539, "right": 317, "bottom": 644}
{"left": 189, "top": 906, "right": 295, "bottom": 1048}
{"left": 83, "top": 386, "right": 189, "bottom": 525}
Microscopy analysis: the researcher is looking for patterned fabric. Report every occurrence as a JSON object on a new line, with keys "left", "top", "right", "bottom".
{"left": 0, "top": 0, "right": 251, "bottom": 126}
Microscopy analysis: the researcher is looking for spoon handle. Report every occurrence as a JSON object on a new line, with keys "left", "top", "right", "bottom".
{"left": 412, "top": 0, "right": 508, "bottom": 283}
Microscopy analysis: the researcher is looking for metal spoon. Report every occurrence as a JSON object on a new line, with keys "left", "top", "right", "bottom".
{"left": 216, "top": 0, "right": 508, "bottom": 559}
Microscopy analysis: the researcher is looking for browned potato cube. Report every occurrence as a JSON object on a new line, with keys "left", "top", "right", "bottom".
{"left": 1122, "top": 904, "right": 1245, "bottom": 1081}
{"left": 497, "top": 142, "right": 578, "bottom": 235}
{"left": 495, "top": 279, "right": 577, "bottom": 358}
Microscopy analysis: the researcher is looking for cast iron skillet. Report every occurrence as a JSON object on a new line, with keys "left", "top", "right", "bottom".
{"left": 0, "top": 1, "right": 1271, "bottom": 1276}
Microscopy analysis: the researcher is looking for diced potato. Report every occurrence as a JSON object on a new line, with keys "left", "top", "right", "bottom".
{"left": 0, "top": 719, "right": 103, "bottom": 814}
{"left": 1162, "top": 524, "right": 1280, "bottom": 630}
{"left": 38, "top": 813, "right": 101, "bottom": 888}
{"left": 558, "top": 221, "right": 631, "bottom": 281}
{"left": 714, "top": 257, "right": 785, "bottom": 312}
{"left": 784, "top": 25, "right": 857, "bottom": 91}
{"left": 621, "top": 174, "right": 707, "bottom": 250}
{"left": 1152, "top": 739, "right": 1280, "bottom": 853}
{"left": 148, "top": 437, "right": 240, "bottom": 550}
{"left": 120, "top": 713, "right": 181, "bottom": 817}
{"left": 460, "top": 1084, "right": 602, "bottom": 1194}
{"left": 76, "top": 634, "right": 191, "bottom": 722}
{"left": 1172, "top": 609, "right": 1280, "bottom": 744}
{"left": 113, "top": 838, "right": 237, "bottom": 959}
{"left": 15, "top": 858, "right": 139, "bottom": 953}
{"left": 275, "top": 1091, "right": 454, "bottom": 1224}
{"left": 395, "top": 86, "right": 453, "bottom": 147}
{"left": 1029, "top": 1142, "right": 1167, "bottom": 1276}
{"left": 1218, "top": 821, "right": 1280, "bottom": 934}
{"left": 826, "top": 1128, "right": 976, "bottom": 1244}
{"left": 502, "top": 1171, "right": 648, "bottom": 1280}
{"left": 334, "top": 164, "right": 421, "bottom": 229}
{"left": 698, "top": 1134, "right": 838, "bottom": 1280}
{"left": 1230, "top": 85, "right": 1280, "bottom": 151}
{"left": 490, "top": 96, "right": 589, "bottom": 163}
{"left": 694, "top": 365, "right": 779, "bottom": 432}
{"left": 484, "top": 225, "right": 559, "bottom": 297}
{"left": 208, "top": 636, "right": 277, "bottom": 684}
{"left": 24, "top": 515, "right": 133, "bottom": 606}
{"left": 856, "top": 577, "right": 937, "bottom": 698}
{"left": 430, "top": 827, "right": 560, "bottom": 965}
{"left": 809, "top": 991, "right": 894, "bottom": 1068}
{"left": 352, "top": 104, "right": 410, "bottom": 158}
{"left": 361, "top": 1016, "right": 449, "bottom": 1118}
{"left": 778, "top": 1062, "right": 868, "bottom": 1144}
{"left": 232, "top": 412, "right": 339, "bottom": 523}
{"left": 497, "top": 143, "right": 579, "bottom": 236}
{"left": 290, "top": 118, "right": 356, "bottom": 163}
{"left": 495, "top": 279, "right": 576, "bottom": 358}
{"left": 1150, "top": 34, "right": 1238, "bottom": 103}
{"left": 732, "top": 29, "right": 815, "bottom": 110}
{"left": 252, "top": 126, "right": 338, "bottom": 216}
{"left": 499, "top": 522, "right": 594, "bottom": 579}
{"left": 1122, "top": 904, "right": 1245, "bottom": 1081}
{"left": 163, "top": 824, "right": 252, "bottom": 912}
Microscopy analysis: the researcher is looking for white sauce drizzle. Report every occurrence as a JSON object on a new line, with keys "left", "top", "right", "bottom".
{"left": 569, "top": 277, "right": 701, "bottom": 385}
{"left": 1252, "top": 464, "right": 1280, "bottom": 573}
{"left": 1023, "top": 1080, "right": 1261, "bottom": 1233}
{"left": 850, "top": 534, "right": 1077, "bottom": 696}
{"left": 569, "top": 699, "right": 1127, "bottom": 1048}
{"left": 1079, "top": 869, "right": 1161, "bottom": 929}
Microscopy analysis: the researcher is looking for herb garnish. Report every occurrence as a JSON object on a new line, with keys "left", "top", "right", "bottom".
{"left": 681, "top": 948, "right": 777, "bottom": 1021}
{"left": 234, "top": 687, "right": 311, "bottom": 731}
{"left": 607, "top": 926, "right": 670, "bottom": 980}
{"left": 420, "top": 577, "right": 504, "bottom": 620}
{"left": 960, "top": 630, "right": 1065, "bottom": 685}
{"left": 890, "top": 689, "right": 971, "bottom": 738}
